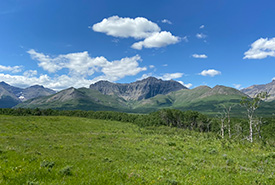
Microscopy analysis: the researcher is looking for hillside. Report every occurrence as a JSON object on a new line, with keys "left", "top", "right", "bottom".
{"left": 16, "top": 87, "right": 129, "bottom": 111}
{"left": 0, "top": 115, "right": 274, "bottom": 184}
{"left": 132, "top": 85, "right": 249, "bottom": 115}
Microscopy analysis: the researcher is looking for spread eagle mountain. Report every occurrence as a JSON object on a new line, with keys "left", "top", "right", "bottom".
{"left": 1, "top": 77, "right": 274, "bottom": 115}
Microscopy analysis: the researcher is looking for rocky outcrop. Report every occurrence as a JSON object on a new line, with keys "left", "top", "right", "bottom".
{"left": 89, "top": 77, "right": 187, "bottom": 100}
{"left": 241, "top": 80, "right": 275, "bottom": 101}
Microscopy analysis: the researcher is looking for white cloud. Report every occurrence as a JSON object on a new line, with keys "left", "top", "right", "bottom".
{"left": 28, "top": 50, "right": 146, "bottom": 79}
{"left": 131, "top": 31, "right": 180, "bottom": 50}
{"left": 92, "top": 16, "right": 160, "bottom": 39}
{"left": 200, "top": 25, "right": 205, "bottom": 29}
{"left": 138, "top": 72, "right": 183, "bottom": 81}
{"left": 137, "top": 73, "right": 191, "bottom": 88}
{"left": 162, "top": 64, "right": 168, "bottom": 67}
{"left": 28, "top": 49, "right": 63, "bottom": 73}
{"left": 272, "top": 77, "right": 275, "bottom": 81}
{"left": 100, "top": 55, "right": 147, "bottom": 80}
{"left": 92, "top": 16, "right": 180, "bottom": 50}
{"left": 23, "top": 70, "right": 37, "bottom": 77}
{"left": 0, "top": 73, "right": 98, "bottom": 91}
{"left": 196, "top": 33, "right": 207, "bottom": 39}
{"left": 161, "top": 19, "right": 172, "bottom": 24}
{"left": 0, "top": 65, "right": 22, "bottom": 73}
{"left": 233, "top": 84, "right": 241, "bottom": 90}
{"left": 149, "top": 65, "right": 155, "bottom": 69}
{"left": 0, "top": 73, "right": 51, "bottom": 89}
{"left": 177, "top": 81, "right": 192, "bottom": 88}
{"left": 137, "top": 73, "right": 153, "bottom": 81}
{"left": 199, "top": 69, "right": 221, "bottom": 77}
{"left": 192, "top": 54, "right": 208, "bottom": 58}
{"left": 161, "top": 73, "right": 184, "bottom": 80}
{"left": 243, "top": 37, "right": 275, "bottom": 59}
{"left": 10, "top": 49, "right": 147, "bottom": 91}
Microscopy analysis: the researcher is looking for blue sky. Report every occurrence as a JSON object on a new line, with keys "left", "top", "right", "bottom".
{"left": 0, "top": 0, "right": 275, "bottom": 91}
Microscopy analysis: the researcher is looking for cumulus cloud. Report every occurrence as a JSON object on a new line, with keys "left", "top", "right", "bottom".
{"left": 243, "top": 37, "right": 275, "bottom": 59}
{"left": 192, "top": 54, "right": 208, "bottom": 58}
{"left": 28, "top": 49, "right": 63, "bottom": 73}
{"left": 0, "top": 73, "right": 99, "bottom": 91}
{"left": 92, "top": 16, "right": 180, "bottom": 49}
{"left": 137, "top": 73, "right": 191, "bottom": 88}
{"left": 159, "top": 73, "right": 192, "bottom": 88}
{"left": 100, "top": 55, "right": 147, "bottom": 80}
{"left": 161, "top": 19, "right": 172, "bottom": 24}
{"left": 23, "top": 70, "right": 37, "bottom": 77}
{"left": 131, "top": 31, "right": 180, "bottom": 50}
{"left": 177, "top": 81, "right": 192, "bottom": 88}
{"left": 196, "top": 33, "right": 207, "bottom": 39}
{"left": 138, "top": 72, "right": 183, "bottom": 81}
{"left": 161, "top": 73, "right": 184, "bottom": 80}
{"left": 199, "top": 69, "right": 221, "bottom": 77}
{"left": 137, "top": 73, "right": 153, "bottom": 81}
{"left": 28, "top": 50, "right": 146, "bottom": 79}
{"left": 0, "top": 65, "right": 22, "bottom": 73}
{"left": 0, "top": 49, "right": 147, "bottom": 91}
{"left": 0, "top": 73, "right": 52, "bottom": 89}
{"left": 92, "top": 16, "right": 160, "bottom": 39}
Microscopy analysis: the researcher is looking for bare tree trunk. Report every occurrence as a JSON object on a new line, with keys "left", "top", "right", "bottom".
{"left": 221, "top": 119, "right": 225, "bottom": 139}
{"left": 227, "top": 107, "right": 232, "bottom": 139}
{"left": 222, "top": 105, "right": 232, "bottom": 139}
{"left": 249, "top": 116, "right": 253, "bottom": 143}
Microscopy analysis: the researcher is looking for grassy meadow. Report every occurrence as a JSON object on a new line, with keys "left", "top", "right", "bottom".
{"left": 0, "top": 115, "right": 274, "bottom": 184}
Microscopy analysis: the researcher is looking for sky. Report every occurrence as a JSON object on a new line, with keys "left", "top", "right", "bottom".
{"left": 0, "top": 0, "right": 275, "bottom": 91}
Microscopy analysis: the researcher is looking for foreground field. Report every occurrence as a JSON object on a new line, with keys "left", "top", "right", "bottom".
{"left": 0, "top": 115, "right": 274, "bottom": 184}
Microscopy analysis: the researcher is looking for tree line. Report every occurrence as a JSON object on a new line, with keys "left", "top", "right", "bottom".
{"left": 0, "top": 104, "right": 274, "bottom": 143}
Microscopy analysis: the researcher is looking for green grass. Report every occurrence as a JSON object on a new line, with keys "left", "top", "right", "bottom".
{"left": 0, "top": 115, "right": 274, "bottom": 184}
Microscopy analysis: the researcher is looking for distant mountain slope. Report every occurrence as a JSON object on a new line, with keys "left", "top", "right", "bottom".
{"left": 0, "top": 82, "right": 56, "bottom": 108}
{"left": 13, "top": 78, "right": 275, "bottom": 116}
{"left": 133, "top": 85, "right": 249, "bottom": 115}
{"left": 0, "top": 85, "right": 21, "bottom": 108}
{"left": 241, "top": 80, "right": 275, "bottom": 101}
{"left": 16, "top": 87, "right": 129, "bottom": 111}
{"left": 90, "top": 77, "right": 187, "bottom": 100}
{"left": 20, "top": 85, "right": 56, "bottom": 101}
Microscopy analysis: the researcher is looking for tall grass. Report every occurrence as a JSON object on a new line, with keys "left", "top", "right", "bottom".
{"left": 0, "top": 115, "right": 274, "bottom": 184}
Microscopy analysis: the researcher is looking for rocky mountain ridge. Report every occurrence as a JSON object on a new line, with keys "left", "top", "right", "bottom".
{"left": 2, "top": 78, "right": 275, "bottom": 115}
{"left": 89, "top": 77, "right": 187, "bottom": 101}
{"left": 16, "top": 78, "right": 257, "bottom": 115}
{"left": 241, "top": 80, "right": 275, "bottom": 101}
{"left": 0, "top": 82, "right": 56, "bottom": 108}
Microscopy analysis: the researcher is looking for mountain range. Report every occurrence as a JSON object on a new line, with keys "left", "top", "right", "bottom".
{"left": 241, "top": 80, "right": 275, "bottom": 101}
{"left": 1, "top": 78, "right": 274, "bottom": 116}
{"left": 0, "top": 82, "right": 56, "bottom": 108}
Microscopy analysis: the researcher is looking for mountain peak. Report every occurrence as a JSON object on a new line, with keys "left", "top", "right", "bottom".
{"left": 139, "top": 76, "right": 160, "bottom": 82}
{"left": 29, "top": 85, "right": 44, "bottom": 88}
{"left": 0, "top": 81, "right": 11, "bottom": 87}
{"left": 90, "top": 77, "right": 186, "bottom": 100}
